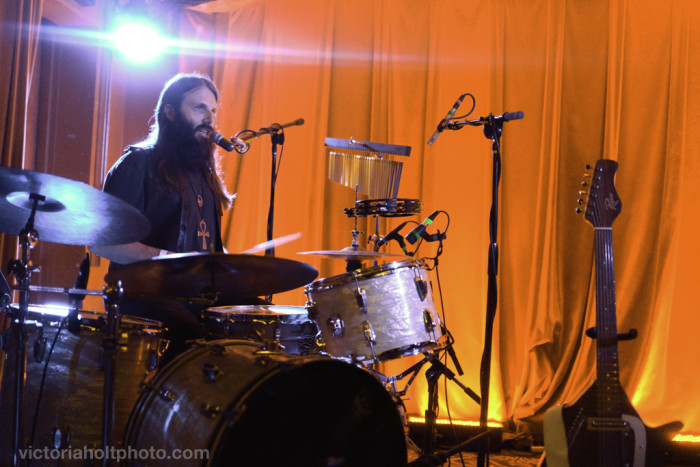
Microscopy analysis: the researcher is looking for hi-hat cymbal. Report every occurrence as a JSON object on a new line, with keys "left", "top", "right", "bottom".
{"left": 0, "top": 166, "right": 150, "bottom": 246}
{"left": 105, "top": 252, "right": 319, "bottom": 302}
{"left": 297, "top": 246, "right": 406, "bottom": 261}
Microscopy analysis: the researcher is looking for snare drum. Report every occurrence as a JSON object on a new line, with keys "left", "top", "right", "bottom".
{"left": 304, "top": 259, "right": 447, "bottom": 363}
{"left": 0, "top": 304, "right": 165, "bottom": 458}
{"left": 203, "top": 305, "right": 319, "bottom": 355}
{"left": 124, "top": 339, "right": 407, "bottom": 466}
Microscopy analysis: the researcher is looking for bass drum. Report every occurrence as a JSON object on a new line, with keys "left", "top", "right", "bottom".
{"left": 125, "top": 339, "right": 407, "bottom": 466}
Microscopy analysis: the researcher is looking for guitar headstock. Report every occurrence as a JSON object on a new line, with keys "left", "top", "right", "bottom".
{"left": 576, "top": 159, "right": 621, "bottom": 228}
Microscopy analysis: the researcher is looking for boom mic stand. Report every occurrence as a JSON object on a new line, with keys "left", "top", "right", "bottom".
{"left": 235, "top": 119, "right": 304, "bottom": 302}
{"left": 444, "top": 111, "right": 523, "bottom": 467}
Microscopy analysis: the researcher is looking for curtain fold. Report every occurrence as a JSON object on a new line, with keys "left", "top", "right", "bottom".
{"left": 0, "top": 0, "right": 44, "bottom": 282}
{"left": 3, "top": 0, "right": 697, "bottom": 437}
{"left": 184, "top": 0, "right": 700, "bottom": 434}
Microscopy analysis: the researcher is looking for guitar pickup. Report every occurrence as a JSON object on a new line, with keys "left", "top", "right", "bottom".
{"left": 587, "top": 417, "right": 631, "bottom": 432}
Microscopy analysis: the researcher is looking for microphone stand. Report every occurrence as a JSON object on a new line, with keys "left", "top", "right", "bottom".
{"left": 444, "top": 112, "right": 521, "bottom": 467}
{"left": 265, "top": 127, "right": 284, "bottom": 259}
{"left": 234, "top": 119, "right": 304, "bottom": 271}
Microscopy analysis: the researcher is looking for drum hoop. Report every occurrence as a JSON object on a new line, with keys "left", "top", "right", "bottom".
{"left": 350, "top": 198, "right": 422, "bottom": 217}
{"left": 305, "top": 258, "right": 426, "bottom": 291}
{"left": 205, "top": 305, "right": 307, "bottom": 316}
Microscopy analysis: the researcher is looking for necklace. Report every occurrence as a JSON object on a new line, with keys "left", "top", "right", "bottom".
{"left": 187, "top": 172, "right": 211, "bottom": 250}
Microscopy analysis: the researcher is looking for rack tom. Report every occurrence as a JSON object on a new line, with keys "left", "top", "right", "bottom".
{"left": 304, "top": 259, "right": 447, "bottom": 363}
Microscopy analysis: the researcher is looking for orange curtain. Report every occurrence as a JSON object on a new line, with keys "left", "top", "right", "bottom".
{"left": 0, "top": 0, "right": 44, "bottom": 268}
{"left": 180, "top": 0, "right": 700, "bottom": 434}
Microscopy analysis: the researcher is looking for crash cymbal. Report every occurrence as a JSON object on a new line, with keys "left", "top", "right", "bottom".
{"left": 0, "top": 166, "right": 149, "bottom": 246}
{"left": 105, "top": 252, "right": 319, "bottom": 302}
{"left": 297, "top": 246, "right": 406, "bottom": 261}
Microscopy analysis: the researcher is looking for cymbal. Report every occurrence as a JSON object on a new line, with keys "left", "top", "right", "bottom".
{"left": 0, "top": 166, "right": 150, "bottom": 246}
{"left": 297, "top": 246, "right": 406, "bottom": 261}
{"left": 105, "top": 252, "right": 319, "bottom": 302}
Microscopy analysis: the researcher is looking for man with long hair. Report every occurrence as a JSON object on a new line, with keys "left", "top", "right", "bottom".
{"left": 90, "top": 72, "right": 235, "bottom": 357}
{"left": 92, "top": 72, "right": 233, "bottom": 263}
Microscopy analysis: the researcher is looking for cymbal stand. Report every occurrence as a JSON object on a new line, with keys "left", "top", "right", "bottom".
{"left": 345, "top": 186, "right": 364, "bottom": 272}
{"left": 6, "top": 193, "right": 44, "bottom": 466}
{"left": 371, "top": 347, "right": 480, "bottom": 456}
{"left": 101, "top": 281, "right": 123, "bottom": 465}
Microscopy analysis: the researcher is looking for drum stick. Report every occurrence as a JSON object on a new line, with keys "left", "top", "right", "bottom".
{"left": 241, "top": 232, "right": 302, "bottom": 255}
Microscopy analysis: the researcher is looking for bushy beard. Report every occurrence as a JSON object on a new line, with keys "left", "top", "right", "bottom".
{"left": 169, "top": 114, "right": 216, "bottom": 171}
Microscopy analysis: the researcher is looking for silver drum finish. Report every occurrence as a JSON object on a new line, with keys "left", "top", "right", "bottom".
{"left": 202, "top": 305, "right": 319, "bottom": 355}
{"left": 304, "top": 259, "right": 447, "bottom": 363}
{"left": 0, "top": 305, "right": 165, "bottom": 462}
{"left": 124, "top": 339, "right": 407, "bottom": 466}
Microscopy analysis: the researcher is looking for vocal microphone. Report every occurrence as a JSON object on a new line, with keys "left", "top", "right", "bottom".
{"left": 376, "top": 221, "right": 410, "bottom": 253}
{"left": 427, "top": 94, "right": 466, "bottom": 146}
{"left": 210, "top": 132, "right": 249, "bottom": 153}
{"left": 405, "top": 211, "right": 440, "bottom": 245}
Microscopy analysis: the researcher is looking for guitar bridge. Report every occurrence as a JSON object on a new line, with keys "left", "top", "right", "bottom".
{"left": 587, "top": 417, "right": 631, "bottom": 432}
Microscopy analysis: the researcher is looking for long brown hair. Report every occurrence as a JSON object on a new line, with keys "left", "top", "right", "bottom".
{"left": 140, "top": 73, "right": 234, "bottom": 210}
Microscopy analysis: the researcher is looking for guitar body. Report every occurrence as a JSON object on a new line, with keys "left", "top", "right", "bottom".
{"left": 543, "top": 160, "right": 682, "bottom": 467}
{"left": 544, "top": 380, "right": 676, "bottom": 467}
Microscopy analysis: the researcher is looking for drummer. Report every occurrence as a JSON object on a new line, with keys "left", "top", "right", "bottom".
{"left": 89, "top": 73, "right": 235, "bottom": 360}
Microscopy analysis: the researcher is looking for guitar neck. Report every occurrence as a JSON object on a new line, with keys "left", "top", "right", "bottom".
{"left": 593, "top": 226, "right": 623, "bottom": 420}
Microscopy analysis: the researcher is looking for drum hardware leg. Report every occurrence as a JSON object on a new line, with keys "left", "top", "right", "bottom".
{"left": 442, "top": 327, "right": 464, "bottom": 377}
{"left": 6, "top": 198, "right": 43, "bottom": 466}
{"left": 101, "top": 281, "right": 123, "bottom": 465}
{"left": 66, "top": 252, "right": 90, "bottom": 334}
{"left": 407, "top": 353, "right": 482, "bottom": 466}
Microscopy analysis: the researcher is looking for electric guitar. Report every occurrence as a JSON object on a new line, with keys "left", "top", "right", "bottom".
{"left": 543, "top": 159, "right": 682, "bottom": 467}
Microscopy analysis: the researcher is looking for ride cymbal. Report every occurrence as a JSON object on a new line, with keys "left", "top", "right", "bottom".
{"left": 105, "top": 252, "right": 319, "bottom": 303}
{"left": 297, "top": 246, "right": 407, "bottom": 262}
{"left": 0, "top": 166, "right": 150, "bottom": 246}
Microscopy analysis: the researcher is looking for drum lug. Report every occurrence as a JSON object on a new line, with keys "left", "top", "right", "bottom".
{"left": 157, "top": 388, "right": 177, "bottom": 402}
{"left": 423, "top": 309, "right": 435, "bottom": 333}
{"left": 202, "top": 363, "right": 223, "bottom": 382}
{"left": 204, "top": 341, "right": 229, "bottom": 356}
{"left": 328, "top": 315, "right": 345, "bottom": 337}
{"left": 362, "top": 320, "right": 376, "bottom": 345}
{"left": 49, "top": 425, "right": 71, "bottom": 449}
{"left": 354, "top": 288, "right": 368, "bottom": 314}
{"left": 201, "top": 403, "right": 221, "bottom": 418}
{"left": 414, "top": 277, "right": 428, "bottom": 301}
{"left": 306, "top": 300, "right": 319, "bottom": 321}
{"left": 147, "top": 349, "right": 160, "bottom": 371}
